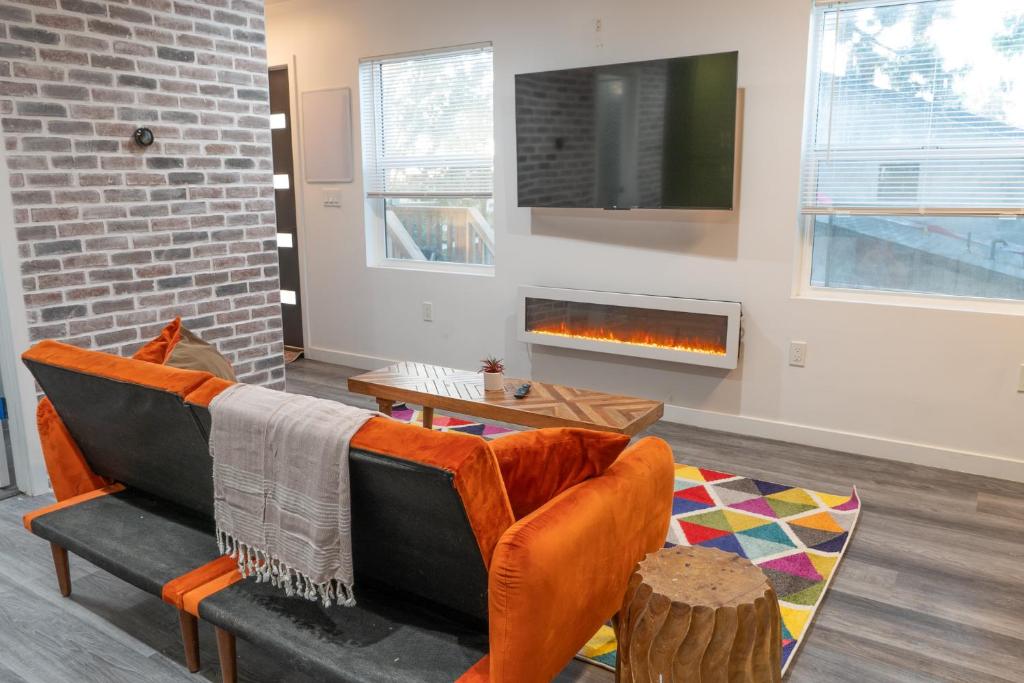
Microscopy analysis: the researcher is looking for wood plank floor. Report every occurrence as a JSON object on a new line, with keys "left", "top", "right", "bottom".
{"left": 1, "top": 357, "right": 1021, "bottom": 682}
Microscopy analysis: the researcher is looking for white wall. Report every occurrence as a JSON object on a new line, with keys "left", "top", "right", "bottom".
{"left": 266, "top": 0, "right": 1024, "bottom": 481}
{"left": 0, "top": 145, "right": 49, "bottom": 495}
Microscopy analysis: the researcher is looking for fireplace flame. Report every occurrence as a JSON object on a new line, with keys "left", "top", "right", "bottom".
{"left": 528, "top": 321, "right": 726, "bottom": 356}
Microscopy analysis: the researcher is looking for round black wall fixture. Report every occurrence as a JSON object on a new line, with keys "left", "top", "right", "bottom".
{"left": 133, "top": 127, "right": 155, "bottom": 146}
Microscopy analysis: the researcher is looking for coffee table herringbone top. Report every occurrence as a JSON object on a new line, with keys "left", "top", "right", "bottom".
{"left": 347, "top": 362, "right": 664, "bottom": 436}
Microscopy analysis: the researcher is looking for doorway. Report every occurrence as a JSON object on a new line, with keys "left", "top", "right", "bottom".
{"left": 0, "top": 372, "right": 13, "bottom": 495}
{"left": 269, "top": 66, "right": 304, "bottom": 360}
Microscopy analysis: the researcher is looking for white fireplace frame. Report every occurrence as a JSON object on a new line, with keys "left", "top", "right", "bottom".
{"left": 517, "top": 286, "right": 741, "bottom": 369}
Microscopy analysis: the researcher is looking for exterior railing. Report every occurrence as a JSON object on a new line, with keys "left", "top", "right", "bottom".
{"left": 385, "top": 205, "right": 494, "bottom": 265}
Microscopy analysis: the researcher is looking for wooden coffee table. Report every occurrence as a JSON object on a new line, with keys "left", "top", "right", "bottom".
{"left": 347, "top": 361, "right": 663, "bottom": 436}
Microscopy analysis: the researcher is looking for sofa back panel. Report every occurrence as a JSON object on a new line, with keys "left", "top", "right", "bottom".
{"left": 350, "top": 418, "right": 515, "bottom": 571}
{"left": 25, "top": 359, "right": 215, "bottom": 519}
{"left": 190, "top": 399, "right": 213, "bottom": 437}
{"left": 348, "top": 448, "right": 490, "bottom": 624}
{"left": 191, "top": 400, "right": 490, "bottom": 623}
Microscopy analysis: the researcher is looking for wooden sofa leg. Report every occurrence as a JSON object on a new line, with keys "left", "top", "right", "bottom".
{"left": 215, "top": 627, "right": 237, "bottom": 683}
{"left": 50, "top": 543, "right": 71, "bottom": 597}
{"left": 178, "top": 610, "right": 200, "bottom": 673}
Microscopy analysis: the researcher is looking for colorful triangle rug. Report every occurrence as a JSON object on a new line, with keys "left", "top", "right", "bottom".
{"left": 386, "top": 403, "right": 515, "bottom": 439}
{"left": 384, "top": 407, "right": 860, "bottom": 677}
{"left": 579, "top": 464, "right": 860, "bottom": 676}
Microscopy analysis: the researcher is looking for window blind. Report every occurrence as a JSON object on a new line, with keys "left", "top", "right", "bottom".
{"left": 359, "top": 44, "right": 494, "bottom": 198}
{"left": 801, "top": 0, "right": 1024, "bottom": 215}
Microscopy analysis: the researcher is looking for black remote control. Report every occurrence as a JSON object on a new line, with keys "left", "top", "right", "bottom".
{"left": 513, "top": 383, "right": 531, "bottom": 399}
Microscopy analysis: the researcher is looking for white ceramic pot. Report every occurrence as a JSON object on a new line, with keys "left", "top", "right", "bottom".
{"left": 483, "top": 371, "right": 504, "bottom": 392}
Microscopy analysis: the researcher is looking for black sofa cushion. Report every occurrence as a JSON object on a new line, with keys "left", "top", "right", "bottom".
{"left": 196, "top": 579, "right": 488, "bottom": 683}
{"left": 27, "top": 487, "right": 222, "bottom": 598}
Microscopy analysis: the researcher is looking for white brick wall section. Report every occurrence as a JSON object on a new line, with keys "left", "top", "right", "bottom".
{"left": 0, "top": 0, "right": 284, "bottom": 387}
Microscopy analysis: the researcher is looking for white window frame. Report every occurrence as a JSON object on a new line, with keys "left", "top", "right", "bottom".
{"left": 795, "top": 0, "right": 1024, "bottom": 312}
{"left": 794, "top": 217, "right": 1024, "bottom": 316}
{"left": 359, "top": 43, "right": 495, "bottom": 276}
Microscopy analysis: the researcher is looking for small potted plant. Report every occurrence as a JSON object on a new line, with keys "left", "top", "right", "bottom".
{"left": 479, "top": 356, "right": 505, "bottom": 392}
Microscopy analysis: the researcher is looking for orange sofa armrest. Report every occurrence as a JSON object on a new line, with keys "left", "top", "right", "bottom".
{"left": 486, "top": 436, "right": 674, "bottom": 683}
{"left": 35, "top": 397, "right": 112, "bottom": 501}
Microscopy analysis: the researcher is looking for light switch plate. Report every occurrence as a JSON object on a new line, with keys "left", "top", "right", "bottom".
{"left": 1018, "top": 364, "right": 1024, "bottom": 392}
{"left": 322, "top": 190, "right": 341, "bottom": 208}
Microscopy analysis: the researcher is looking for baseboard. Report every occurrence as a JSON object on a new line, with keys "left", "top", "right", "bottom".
{"left": 662, "top": 405, "right": 1024, "bottom": 483}
{"left": 305, "top": 346, "right": 398, "bottom": 370}
{"left": 304, "top": 345, "right": 1024, "bottom": 483}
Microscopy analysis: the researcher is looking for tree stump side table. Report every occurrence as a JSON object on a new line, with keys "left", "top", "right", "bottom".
{"left": 615, "top": 545, "right": 782, "bottom": 683}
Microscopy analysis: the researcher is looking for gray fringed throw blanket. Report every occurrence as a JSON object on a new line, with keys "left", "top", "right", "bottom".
{"left": 208, "top": 383, "right": 377, "bottom": 607}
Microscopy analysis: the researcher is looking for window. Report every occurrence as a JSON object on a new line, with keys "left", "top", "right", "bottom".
{"left": 359, "top": 44, "right": 494, "bottom": 270}
{"left": 800, "top": 0, "right": 1024, "bottom": 302}
{"left": 877, "top": 163, "right": 920, "bottom": 203}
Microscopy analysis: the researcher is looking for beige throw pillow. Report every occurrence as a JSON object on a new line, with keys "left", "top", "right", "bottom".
{"left": 165, "top": 326, "right": 237, "bottom": 381}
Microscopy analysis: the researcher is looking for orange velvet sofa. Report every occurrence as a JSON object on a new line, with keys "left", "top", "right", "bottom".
{"left": 21, "top": 340, "right": 674, "bottom": 683}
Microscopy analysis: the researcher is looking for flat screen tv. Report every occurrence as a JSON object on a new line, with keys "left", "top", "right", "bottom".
{"left": 515, "top": 51, "right": 738, "bottom": 210}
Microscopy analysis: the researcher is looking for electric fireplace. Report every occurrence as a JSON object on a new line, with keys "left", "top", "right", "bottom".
{"left": 518, "top": 286, "right": 741, "bottom": 369}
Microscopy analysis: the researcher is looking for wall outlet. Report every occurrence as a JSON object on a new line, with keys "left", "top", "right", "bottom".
{"left": 422, "top": 301, "right": 433, "bottom": 322}
{"left": 789, "top": 341, "right": 807, "bottom": 367}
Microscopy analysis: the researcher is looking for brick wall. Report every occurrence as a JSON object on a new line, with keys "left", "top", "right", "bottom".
{"left": 0, "top": 0, "right": 284, "bottom": 387}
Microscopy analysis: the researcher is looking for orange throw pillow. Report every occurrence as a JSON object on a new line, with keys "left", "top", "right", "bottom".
{"left": 133, "top": 317, "right": 182, "bottom": 364}
{"left": 489, "top": 428, "right": 631, "bottom": 519}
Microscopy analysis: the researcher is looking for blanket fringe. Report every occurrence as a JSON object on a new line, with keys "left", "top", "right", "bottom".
{"left": 217, "top": 529, "right": 356, "bottom": 608}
